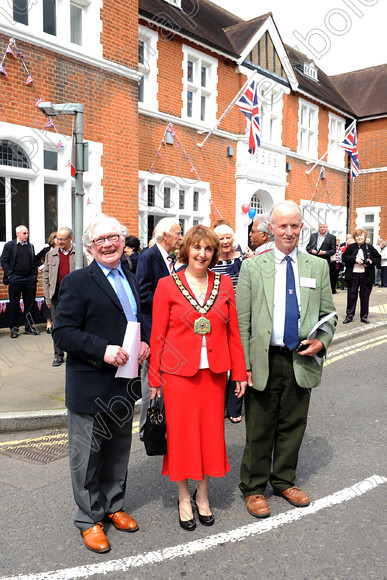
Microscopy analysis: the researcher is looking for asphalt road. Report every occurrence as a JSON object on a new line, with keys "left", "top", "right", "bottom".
{"left": 0, "top": 329, "right": 386, "bottom": 580}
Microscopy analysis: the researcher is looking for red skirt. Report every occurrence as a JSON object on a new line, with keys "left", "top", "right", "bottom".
{"left": 162, "top": 369, "right": 230, "bottom": 481}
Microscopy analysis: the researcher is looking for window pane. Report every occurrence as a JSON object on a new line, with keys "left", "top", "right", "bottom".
{"left": 43, "top": 0, "right": 56, "bottom": 35}
{"left": 11, "top": 179, "right": 29, "bottom": 233}
{"left": 0, "top": 140, "right": 30, "bottom": 168}
{"left": 187, "top": 60, "right": 193, "bottom": 82}
{"left": 13, "top": 0, "right": 28, "bottom": 24}
{"left": 0, "top": 178, "right": 6, "bottom": 241}
{"left": 179, "top": 219, "right": 185, "bottom": 235}
{"left": 147, "top": 184, "right": 155, "bottom": 207}
{"left": 138, "top": 76, "right": 144, "bottom": 102}
{"left": 163, "top": 187, "right": 171, "bottom": 209}
{"left": 179, "top": 189, "right": 185, "bottom": 210}
{"left": 201, "top": 95, "right": 206, "bottom": 122}
{"left": 44, "top": 150, "right": 57, "bottom": 170}
{"left": 365, "top": 215, "right": 374, "bottom": 223}
{"left": 44, "top": 184, "right": 58, "bottom": 240}
{"left": 193, "top": 191, "right": 199, "bottom": 212}
{"left": 138, "top": 40, "right": 144, "bottom": 64}
{"left": 201, "top": 66, "right": 206, "bottom": 87}
{"left": 70, "top": 3, "right": 82, "bottom": 45}
{"left": 187, "top": 91, "right": 193, "bottom": 117}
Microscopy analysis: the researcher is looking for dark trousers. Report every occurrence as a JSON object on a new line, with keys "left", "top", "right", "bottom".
{"left": 329, "top": 263, "right": 341, "bottom": 293}
{"left": 381, "top": 266, "right": 387, "bottom": 287}
{"left": 8, "top": 274, "right": 37, "bottom": 331}
{"left": 50, "top": 293, "right": 64, "bottom": 358}
{"left": 239, "top": 349, "right": 311, "bottom": 496}
{"left": 346, "top": 273, "right": 372, "bottom": 319}
{"left": 68, "top": 406, "right": 134, "bottom": 531}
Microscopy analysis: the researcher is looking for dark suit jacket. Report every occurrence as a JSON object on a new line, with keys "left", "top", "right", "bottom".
{"left": 342, "top": 242, "right": 381, "bottom": 284}
{"left": 306, "top": 232, "right": 336, "bottom": 263}
{"left": 135, "top": 244, "right": 170, "bottom": 340}
{"left": 53, "top": 259, "right": 147, "bottom": 414}
{"left": 1, "top": 239, "right": 37, "bottom": 284}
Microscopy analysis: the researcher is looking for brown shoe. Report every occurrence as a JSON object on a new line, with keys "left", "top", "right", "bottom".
{"left": 245, "top": 494, "right": 270, "bottom": 518}
{"left": 274, "top": 486, "right": 310, "bottom": 507}
{"left": 81, "top": 523, "right": 110, "bottom": 553}
{"left": 107, "top": 510, "right": 139, "bottom": 532}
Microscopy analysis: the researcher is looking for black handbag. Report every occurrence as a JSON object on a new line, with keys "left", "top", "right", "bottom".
{"left": 143, "top": 401, "right": 167, "bottom": 456}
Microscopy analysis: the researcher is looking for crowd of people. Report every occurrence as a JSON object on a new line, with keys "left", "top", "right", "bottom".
{"left": 0, "top": 209, "right": 385, "bottom": 554}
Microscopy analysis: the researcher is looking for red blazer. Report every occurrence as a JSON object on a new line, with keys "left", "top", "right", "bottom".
{"left": 149, "top": 270, "right": 247, "bottom": 386}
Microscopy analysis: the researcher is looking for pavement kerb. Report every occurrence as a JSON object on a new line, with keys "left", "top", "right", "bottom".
{"left": 1, "top": 320, "right": 386, "bottom": 434}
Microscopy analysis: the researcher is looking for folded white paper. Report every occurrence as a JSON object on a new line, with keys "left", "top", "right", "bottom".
{"left": 115, "top": 321, "right": 141, "bottom": 379}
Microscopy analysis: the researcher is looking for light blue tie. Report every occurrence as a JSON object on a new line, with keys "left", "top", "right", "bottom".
{"left": 110, "top": 269, "right": 136, "bottom": 322}
{"left": 283, "top": 256, "right": 299, "bottom": 350}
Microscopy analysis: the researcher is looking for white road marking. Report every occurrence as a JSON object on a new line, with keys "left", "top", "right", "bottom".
{"left": 325, "top": 334, "right": 387, "bottom": 366}
{"left": 2, "top": 475, "right": 386, "bottom": 580}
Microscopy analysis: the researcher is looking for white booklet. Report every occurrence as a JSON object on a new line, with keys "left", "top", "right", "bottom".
{"left": 306, "top": 310, "right": 337, "bottom": 365}
{"left": 115, "top": 321, "right": 141, "bottom": 379}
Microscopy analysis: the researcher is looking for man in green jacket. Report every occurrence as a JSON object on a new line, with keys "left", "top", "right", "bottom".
{"left": 236, "top": 201, "right": 337, "bottom": 518}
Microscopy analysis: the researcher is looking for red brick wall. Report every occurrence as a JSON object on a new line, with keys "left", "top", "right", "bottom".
{"left": 0, "top": 4, "right": 139, "bottom": 304}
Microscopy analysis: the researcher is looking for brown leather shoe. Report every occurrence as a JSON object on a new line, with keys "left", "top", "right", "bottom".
{"left": 274, "top": 486, "right": 311, "bottom": 507}
{"left": 107, "top": 510, "right": 139, "bottom": 532}
{"left": 81, "top": 523, "right": 110, "bottom": 553}
{"left": 245, "top": 494, "right": 270, "bottom": 518}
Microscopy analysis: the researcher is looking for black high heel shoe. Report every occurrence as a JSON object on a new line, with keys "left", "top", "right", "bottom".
{"left": 177, "top": 499, "right": 196, "bottom": 531}
{"left": 192, "top": 489, "right": 215, "bottom": 526}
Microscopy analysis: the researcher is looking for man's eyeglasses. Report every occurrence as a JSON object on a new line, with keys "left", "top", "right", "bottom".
{"left": 56, "top": 237, "right": 70, "bottom": 242}
{"left": 92, "top": 234, "right": 120, "bottom": 247}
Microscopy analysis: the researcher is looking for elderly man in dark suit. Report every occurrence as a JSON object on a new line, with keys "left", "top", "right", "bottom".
{"left": 136, "top": 217, "right": 182, "bottom": 438}
{"left": 306, "top": 222, "right": 337, "bottom": 291}
{"left": 1, "top": 224, "right": 39, "bottom": 338}
{"left": 53, "top": 215, "right": 150, "bottom": 554}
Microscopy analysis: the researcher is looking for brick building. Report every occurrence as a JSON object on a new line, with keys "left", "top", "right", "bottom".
{"left": 0, "top": 0, "right": 386, "bottom": 317}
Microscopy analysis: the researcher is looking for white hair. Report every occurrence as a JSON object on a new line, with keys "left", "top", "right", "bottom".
{"left": 82, "top": 214, "right": 124, "bottom": 248}
{"left": 214, "top": 224, "right": 238, "bottom": 250}
{"left": 154, "top": 217, "right": 180, "bottom": 242}
{"left": 269, "top": 201, "right": 302, "bottom": 226}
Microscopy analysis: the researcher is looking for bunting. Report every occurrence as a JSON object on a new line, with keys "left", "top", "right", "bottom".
{"left": 148, "top": 123, "right": 223, "bottom": 219}
{"left": 309, "top": 167, "right": 339, "bottom": 211}
{"left": 0, "top": 37, "right": 72, "bottom": 158}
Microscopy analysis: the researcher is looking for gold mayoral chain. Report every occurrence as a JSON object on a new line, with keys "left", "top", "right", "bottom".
{"left": 172, "top": 272, "right": 221, "bottom": 335}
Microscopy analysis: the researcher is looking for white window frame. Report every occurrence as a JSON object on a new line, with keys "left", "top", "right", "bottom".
{"left": 0, "top": 121, "right": 102, "bottom": 251}
{"left": 182, "top": 45, "right": 218, "bottom": 126}
{"left": 138, "top": 171, "right": 210, "bottom": 246}
{"left": 328, "top": 112, "right": 346, "bottom": 167}
{"left": 138, "top": 25, "right": 159, "bottom": 112}
{"left": 3, "top": 0, "right": 101, "bottom": 58}
{"left": 259, "top": 81, "right": 283, "bottom": 145}
{"left": 356, "top": 206, "right": 381, "bottom": 245}
{"left": 297, "top": 98, "right": 319, "bottom": 158}
{"left": 300, "top": 199, "right": 346, "bottom": 250}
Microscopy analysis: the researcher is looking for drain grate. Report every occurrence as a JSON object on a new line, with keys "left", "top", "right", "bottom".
{"left": 0, "top": 430, "right": 69, "bottom": 464}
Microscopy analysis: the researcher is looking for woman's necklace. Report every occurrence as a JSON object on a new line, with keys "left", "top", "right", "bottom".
{"left": 185, "top": 268, "right": 208, "bottom": 287}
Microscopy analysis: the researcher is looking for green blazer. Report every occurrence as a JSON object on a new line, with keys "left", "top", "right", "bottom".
{"left": 236, "top": 249, "right": 337, "bottom": 391}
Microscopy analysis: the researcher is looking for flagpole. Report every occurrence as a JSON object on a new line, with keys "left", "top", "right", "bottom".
{"left": 197, "top": 71, "right": 257, "bottom": 148}
{"left": 305, "top": 118, "right": 356, "bottom": 175}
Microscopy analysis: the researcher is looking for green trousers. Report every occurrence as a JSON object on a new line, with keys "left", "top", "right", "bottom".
{"left": 239, "top": 349, "right": 311, "bottom": 496}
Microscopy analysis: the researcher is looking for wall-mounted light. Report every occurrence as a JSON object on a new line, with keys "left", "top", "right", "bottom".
{"left": 226, "top": 146, "right": 234, "bottom": 157}
{"left": 165, "top": 131, "right": 174, "bottom": 145}
{"left": 286, "top": 161, "right": 292, "bottom": 172}
{"left": 320, "top": 168, "right": 326, "bottom": 179}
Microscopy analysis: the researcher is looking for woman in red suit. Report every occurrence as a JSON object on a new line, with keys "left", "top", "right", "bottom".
{"left": 149, "top": 225, "right": 247, "bottom": 531}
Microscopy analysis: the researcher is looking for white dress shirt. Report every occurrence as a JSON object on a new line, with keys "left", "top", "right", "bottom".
{"left": 271, "top": 247, "right": 301, "bottom": 346}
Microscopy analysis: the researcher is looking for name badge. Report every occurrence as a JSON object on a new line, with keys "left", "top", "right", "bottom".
{"left": 300, "top": 276, "right": 316, "bottom": 288}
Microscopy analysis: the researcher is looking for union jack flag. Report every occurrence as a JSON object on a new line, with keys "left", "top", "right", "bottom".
{"left": 236, "top": 79, "right": 260, "bottom": 154}
{"left": 25, "top": 74, "right": 33, "bottom": 85}
{"left": 6, "top": 44, "right": 16, "bottom": 57}
{"left": 341, "top": 125, "right": 359, "bottom": 179}
{"left": 56, "top": 140, "right": 64, "bottom": 149}
{"left": 45, "top": 118, "right": 54, "bottom": 128}
{"left": 35, "top": 97, "right": 43, "bottom": 107}
{"left": 0, "top": 65, "right": 8, "bottom": 76}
